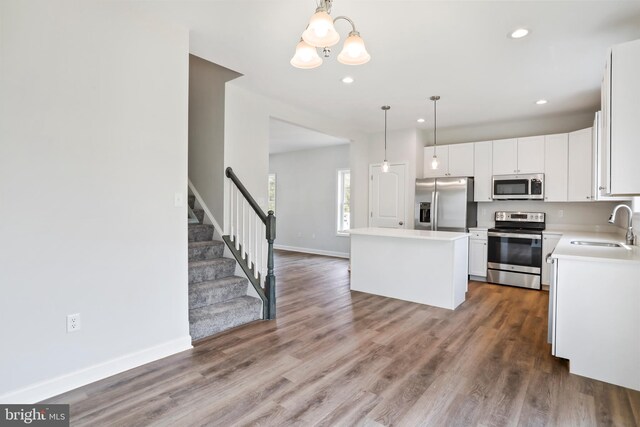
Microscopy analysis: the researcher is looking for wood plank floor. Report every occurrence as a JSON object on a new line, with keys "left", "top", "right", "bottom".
{"left": 48, "top": 250, "right": 640, "bottom": 426}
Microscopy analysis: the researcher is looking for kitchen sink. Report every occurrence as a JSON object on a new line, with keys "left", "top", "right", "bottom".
{"left": 570, "top": 240, "right": 623, "bottom": 248}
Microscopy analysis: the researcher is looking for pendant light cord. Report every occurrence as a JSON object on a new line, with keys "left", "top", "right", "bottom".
{"left": 433, "top": 98, "right": 437, "bottom": 147}
{"left": 381, "top": 105, "right": 390, "bottom": 160}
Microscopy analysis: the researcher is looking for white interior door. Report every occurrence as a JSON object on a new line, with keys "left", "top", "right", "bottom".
{"left": 369, "top": 163, "right": 406, "bottom": 228}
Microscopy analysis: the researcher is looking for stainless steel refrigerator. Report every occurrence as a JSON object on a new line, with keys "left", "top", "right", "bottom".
{"left": 415, "top": 177, "right": 477, "bottom": 232}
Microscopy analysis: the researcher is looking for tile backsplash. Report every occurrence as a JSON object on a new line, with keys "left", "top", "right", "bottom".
{"left": 476, "top": 200, "right": 622, "bottom": 230}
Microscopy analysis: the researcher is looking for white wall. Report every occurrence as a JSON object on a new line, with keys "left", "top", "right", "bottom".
{"left": 0, "top": 1, "right": 190, "bottom": 401}
{"left": 351, "top": 129, "right": 421, "bottom": 229}
{"left": 422, "top": 110, "right": 596, "bottom": 146}
{"left": 269, "top": 145, "right": 350, "bottom": 257}
{"left": 189, "top": 55, "right": 240, "bottom": 225}
{"left": 223, "top": 81, "right": 365, "bottom": 236}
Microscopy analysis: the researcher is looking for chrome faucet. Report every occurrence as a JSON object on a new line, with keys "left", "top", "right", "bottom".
{"left": 608, "top": 204, "right": 635, "bottom": 245}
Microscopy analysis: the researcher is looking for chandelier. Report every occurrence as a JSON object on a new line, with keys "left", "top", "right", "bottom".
{"left": 291, "top": 0, "right": 371, "bottom": 69}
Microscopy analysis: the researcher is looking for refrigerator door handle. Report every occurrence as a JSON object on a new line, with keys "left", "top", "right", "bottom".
{"left": 434, "top": 191, "right": 439, "bottom": 230}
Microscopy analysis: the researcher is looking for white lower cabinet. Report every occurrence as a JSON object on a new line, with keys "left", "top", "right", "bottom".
{"left": 553, "top": 257, "right": 640, "bottom": 390}
{"left": 468, "top": 230, "right": 487, "bottom": 278}
{"left": 541, "top": 233, "right": 562, "bottom": 285}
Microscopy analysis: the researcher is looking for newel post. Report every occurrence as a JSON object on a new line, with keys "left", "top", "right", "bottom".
{"left": 265, "top": 210, "right": 277, "bottom": 319}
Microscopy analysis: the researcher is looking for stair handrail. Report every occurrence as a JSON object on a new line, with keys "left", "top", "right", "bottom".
{"left": 224, "top": 167, "right": 276, "bottom": 320}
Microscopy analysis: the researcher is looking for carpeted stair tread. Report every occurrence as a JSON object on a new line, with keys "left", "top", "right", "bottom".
{"left": 192, "top": 208, "right": 205, "bottom": 223}
{"left": 189, "top": 276, "right": 249, "bottom": 309}
{"left": 189, "top": 296, "right": 262, "bottom": 341}
{"left": 189, "top": 257, "right": 236, "bottom": 284}
{"left": 188, "top": 223, "right": 214, "bottom": 242}
{"left": 188, "top": 240, "right": 225, "bottom": 261}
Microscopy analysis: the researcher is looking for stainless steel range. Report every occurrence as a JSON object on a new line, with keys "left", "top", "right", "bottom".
{"left": 487, "top": 211, "right": 545, "bottom": 290}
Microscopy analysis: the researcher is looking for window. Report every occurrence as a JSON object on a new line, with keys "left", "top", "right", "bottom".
{"left": 337, "top": 169, "right": 350, "bottom": 235}
{"left": 267, "top": 174, "right": 276, "bottom": 214}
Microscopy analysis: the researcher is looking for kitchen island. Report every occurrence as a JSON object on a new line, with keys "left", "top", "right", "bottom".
{"left": 349, "top": 227, "right": 469, "bottom": 310}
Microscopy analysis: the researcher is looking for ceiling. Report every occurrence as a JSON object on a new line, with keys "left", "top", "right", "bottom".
{"left": 269, "top": 118, "right": 350, "bottom": 154}
{"left": 133, "top": 1, "right": 640, "bottom": 134}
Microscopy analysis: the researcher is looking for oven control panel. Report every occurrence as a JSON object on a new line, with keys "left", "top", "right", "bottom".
{"left": 495, "top": 211, "right": 545, "bottom": 223}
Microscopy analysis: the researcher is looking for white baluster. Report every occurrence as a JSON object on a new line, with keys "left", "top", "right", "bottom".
{"left": 263, "top": 223, "right": 267, "bottom": 278}
{"left": 248, "top": 209, "right": 253, "bottom": 267}
{"left": 241, "top": 199, "right": 246, "bottom": 258}
{"left": 230, "top": 185, "right": 235, "bottom": 238}
{"left": 256, "top": 219, "right": 262, "bottom": 279}
{"left": 254, "top": 215, "right": 259, "bottom": 279}
{"left": 235, "top": 188, "right": 240, "bottom": 250}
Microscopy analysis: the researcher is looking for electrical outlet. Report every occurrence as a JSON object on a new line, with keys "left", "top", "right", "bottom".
{"left": 67, "top": 313, "right": 81, "bottom": 333}
{"left": 558, "top": 209, "right": 564, "bottom": 218}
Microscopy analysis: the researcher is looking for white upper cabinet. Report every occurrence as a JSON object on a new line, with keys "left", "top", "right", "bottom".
{"left": 492, "top": 138, "right": 518, "bottom": 175}
{"left": 448, "top": 143, "right": 474, "bottom": 177}
{"left": 568, "top": 127, "right": 594, "bottom": 202}
{"left": 544, "top": 134, "right": 568, "bottom": 202}
{"left": 593, "top": 111, "right": 628, "bottom": 201}
{"left": 493, "top": 136, "right": 544, "bottom": 175}
{"left": 424, "top": 143, "right": 473, "bottom": 178}
{"left": 603, "top": 39, "right": 640, "bottom": 196}
{"left": 517, "top": 136, "right": 545, "bottom": 174}
{"left": 473, "top": 141, "right": 493, "bottom": 202}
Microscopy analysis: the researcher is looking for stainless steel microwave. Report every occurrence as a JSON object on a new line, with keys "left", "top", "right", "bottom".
{"left": 492, "top": 173, "right": 544, "bottom": 200}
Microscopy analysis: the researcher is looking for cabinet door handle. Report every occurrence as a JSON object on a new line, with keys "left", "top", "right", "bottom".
{"left": 599, "top": 186, "right": 606, "bottom": 190}
{"left": 399, "top": 221, "right": 404, "bottom": 226}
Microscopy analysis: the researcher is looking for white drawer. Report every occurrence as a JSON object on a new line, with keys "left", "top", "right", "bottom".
{"left": 470, "top": 231, "right": 487, "bottom": 240}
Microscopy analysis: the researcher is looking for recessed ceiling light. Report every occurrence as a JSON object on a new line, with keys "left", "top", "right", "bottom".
{"left": 417, "top": 118, "right": 425, "bottom": 123}
{"left": 509, "top": 28, "right": 529, "bottom": 39}
{"left": 536, "top": 99, "right": 548, "bottom": 105}
{"left": 342, "top": 76, "right": 354, "bottom": 84}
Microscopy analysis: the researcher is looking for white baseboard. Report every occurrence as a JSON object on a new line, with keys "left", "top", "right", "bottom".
{"left": 274, "top": 244, "right": 349, "bottom": 259}
{"left": 0, "top": 336, "right": 192, "bottom": 404}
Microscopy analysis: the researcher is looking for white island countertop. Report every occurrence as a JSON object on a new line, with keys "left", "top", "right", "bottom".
{"left": 550, "top": 230, "right": 640, "bottom": 264}
{"left": 349, "top": 227, "right": 469, "bottom": 241}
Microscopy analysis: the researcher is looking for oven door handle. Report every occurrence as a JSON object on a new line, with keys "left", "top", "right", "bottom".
{"left": 488, "top": 232, "right": 541, "bottom": 240}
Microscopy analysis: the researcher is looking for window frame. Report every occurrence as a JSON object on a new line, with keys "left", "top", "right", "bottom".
{"left": 267, "top": 173, "right": 276, "bottom": 214}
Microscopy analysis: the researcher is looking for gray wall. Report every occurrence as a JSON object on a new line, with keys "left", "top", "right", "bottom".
{"left": 189, "top": 55, "right": 240, "bottom": 226}
{"left": 269, "top": 144, "right": 350, "bottom": 257}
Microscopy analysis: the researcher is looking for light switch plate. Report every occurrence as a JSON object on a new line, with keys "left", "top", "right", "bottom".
{"left": 174, "top": 193, "right": 184, "bottom": 207}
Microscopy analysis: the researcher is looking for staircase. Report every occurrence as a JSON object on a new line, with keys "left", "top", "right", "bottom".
{"left": 188, "top": 195, "right": 262, "bottom": 341}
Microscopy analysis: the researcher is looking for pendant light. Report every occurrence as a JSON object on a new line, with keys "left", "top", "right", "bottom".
{"left": 430, "top": 96, "right": 440, "bottom": 170}
{"left": 381, "top": 105, "right": 390, "bottom": 173}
